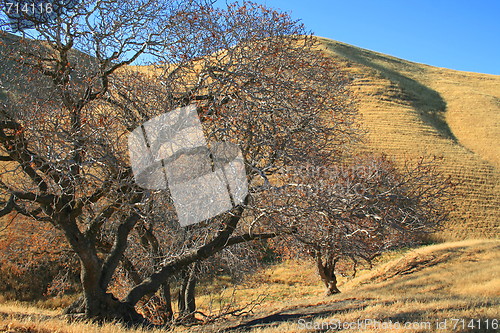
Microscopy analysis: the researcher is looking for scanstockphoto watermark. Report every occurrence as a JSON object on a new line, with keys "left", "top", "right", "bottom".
{"left": 279, "top": 163, "right": 379, "bottom": 180}
{"left": 297, "top": 318, "right": 432, "bottom": 331}
{"left": 297, "top": 318, "right": 499, "bottom": 331}
{"left": 270, "top": 163, "right": 381, "bottom": 197}
{"left": 128, "top": 105, "right": 248, "bottom": 227}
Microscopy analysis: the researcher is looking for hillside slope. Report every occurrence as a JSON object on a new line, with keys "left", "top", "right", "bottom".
{"left": 318, "top": 38, "right": 499, "bottom": 240}
{"left": 223, "top": 239, "right": 499, "bottom": 333}
{"left": 1, "top": 32, "right": 498, "bottom": 240}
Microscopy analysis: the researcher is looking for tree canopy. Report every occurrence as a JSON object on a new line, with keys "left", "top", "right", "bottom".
{"left": 0, "top": 0, "right": 359, "bottom": 324}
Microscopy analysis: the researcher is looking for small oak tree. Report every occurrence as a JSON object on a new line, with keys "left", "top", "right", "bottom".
{"left": 264, "top": 155, "right": 455, "bottom": 295}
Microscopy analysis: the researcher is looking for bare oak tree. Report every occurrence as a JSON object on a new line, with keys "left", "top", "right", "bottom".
{"left": 0, "top": 0, "right": 358, "bottom": 324}
{"left": 263, "top": 155, "right": 455, "bottom": 295}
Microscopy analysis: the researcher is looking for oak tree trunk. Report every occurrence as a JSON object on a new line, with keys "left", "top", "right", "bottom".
{"left": 178, "top": 263, "right": 197, "bottom": 322}
{"left": 64, "top": 260, "right": 145, "bottom": 324}
{"left": 316, "top": 256, "right": 340, "bottom": 295}
{"left": 159, "top": 282, "right": 174, "bottom": 324}
{"left": 59, "top": 213, "right": 146, "bottom": 324}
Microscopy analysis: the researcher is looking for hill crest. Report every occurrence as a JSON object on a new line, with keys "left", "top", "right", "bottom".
{"left": 318, "top": 37, "right": 499, "bottom": 239}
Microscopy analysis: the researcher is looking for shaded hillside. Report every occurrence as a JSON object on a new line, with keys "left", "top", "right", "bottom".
{"left": 318, "top": 38, "right": 499, "bottom": 240}
{"left": 0, "top": 32, "right": 100, "bottom": 106}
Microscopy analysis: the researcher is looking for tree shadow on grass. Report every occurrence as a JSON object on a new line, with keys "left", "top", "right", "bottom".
{"left": 325, "top": 41, "right": 456, "bottom": 142}
{"left": 224, "top": 298, "right": 368, "bottom": 332}
{"left": 224, "top": 296, "right": 499, "bottom": 332}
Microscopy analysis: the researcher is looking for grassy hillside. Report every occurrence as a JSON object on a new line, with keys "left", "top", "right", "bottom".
{"left": 124, "top": 37, "right": 500, "bottom": 241}
{"left": 317, "top": 38, "right": 499, "bottom": 240}
{"left": 225, "top": 239, "right": 500, "bottom": 333}
{"left": 1, "top": 32, "right": 498, "bottom": 241}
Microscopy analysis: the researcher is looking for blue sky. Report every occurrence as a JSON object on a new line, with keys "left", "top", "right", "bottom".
{"left": 244, "top": 0, "right": 500, "bottom": 75}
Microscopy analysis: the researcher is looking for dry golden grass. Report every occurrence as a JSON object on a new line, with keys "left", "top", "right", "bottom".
{"left": 0, "top": 261, "right": 324, "bottom": 333}
{"left": 0, "top": 316, "right": 166, "bottom": 333}
{"left": 1, "top": 240, "right": 498, "bottom": 332}
{"left": 318, "top": 38, "right": 499, "bottom": 240}
{"left": 229, "top": 239, "right": 500, "bottom": 333}
{"left": 195, "top": 259, "right": 324, "bottom": 314}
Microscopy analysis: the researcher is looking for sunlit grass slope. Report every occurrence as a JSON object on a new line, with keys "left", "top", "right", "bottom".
{"left": 318, "top": 38, "right": 499, "bottom": 240}
{"left": 232, "top": 239, "right": 500, "bottom": 333}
